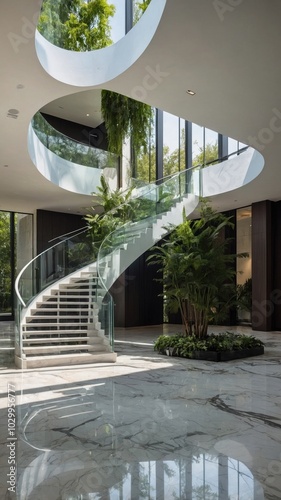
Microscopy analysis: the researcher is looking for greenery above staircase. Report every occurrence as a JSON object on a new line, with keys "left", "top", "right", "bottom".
{"left": 38, "top": 0, "right": 153, "bottom": 156}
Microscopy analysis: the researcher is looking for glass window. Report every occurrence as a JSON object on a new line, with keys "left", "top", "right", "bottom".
{"left": 163, "top": 112, "right": 180, "bottom": 177}
{"left": 133, "top": 108, "right": 156, "bottom": 183}
{"left": 205, "top": 127, "right": 219, "bottom": 165}
{"left": 237, "top": 207, "right": 252, "bottom": 323}
{"left": 109, "top": 0, "right": 126, "bottom": 43}
{"left": 0, "top": 212, "right": 12, "bottom": 317}
{"left": 0, "top": 211, "right": 33, "bottom": 319}
{"left": 192, "top": 123, "right": 204, "bottom": 166}
{"left": 228, "top": 137, "right": 239, "bottom": 157}
{"left": 179, "top": 118, "right": 186, "bottom": 171}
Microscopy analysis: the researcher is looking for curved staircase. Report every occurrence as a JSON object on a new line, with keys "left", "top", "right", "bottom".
{"left": 15, "top": 169, "right": 199, "bottom": 368}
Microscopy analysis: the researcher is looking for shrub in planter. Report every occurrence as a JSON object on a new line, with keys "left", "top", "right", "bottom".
{"left": 154, "top": 332, "right": 264, "bottom": 362}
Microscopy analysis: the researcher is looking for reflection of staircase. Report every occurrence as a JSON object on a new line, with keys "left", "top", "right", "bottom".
{"left": 16, "top": 185, "right": 199, "bottom": 368}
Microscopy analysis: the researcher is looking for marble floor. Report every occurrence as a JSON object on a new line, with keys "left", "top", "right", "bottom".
{"left": 1, "top": 322, "right": 281, "bottom": 499}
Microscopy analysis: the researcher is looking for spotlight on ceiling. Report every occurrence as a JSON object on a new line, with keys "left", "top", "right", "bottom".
{"left": 186, "top": 90, "right": 196, "bottom": 96}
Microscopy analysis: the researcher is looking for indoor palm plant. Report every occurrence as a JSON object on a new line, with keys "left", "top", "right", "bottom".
{"left": 149, "top": 203, "right": 263, "bottom": 360}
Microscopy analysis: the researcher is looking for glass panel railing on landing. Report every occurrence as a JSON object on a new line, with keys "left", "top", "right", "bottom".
{"left": 32, "top": 112, "right": 119, "bottom": 170}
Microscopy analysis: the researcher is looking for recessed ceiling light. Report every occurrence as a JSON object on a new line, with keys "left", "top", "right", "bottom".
{"left": 7, "top": 109, "right": 19, "bottom": 119}
{"left": 3, "top": 164, "right": 8, "bottom": 168}
{"left": 186, "top": 90, "right": 196, "bottom": 96}
{"left": 17, "top": 84, "right": 24, "bottom": 89}
{"left": 86, "top": 113, "right": 90, "bottom": 117}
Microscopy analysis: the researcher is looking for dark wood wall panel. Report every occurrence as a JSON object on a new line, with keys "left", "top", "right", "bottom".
{"left": 37, "top": 210, "right": 85, "bottom": 253}
{"left": 273, "top": 201, "right": 281, "bottom": 329}
{"left": 252, "top": 200, "right": 273, "bottom": 331}
{"left": 110, "top": 249, "right": 163, "bottom": 328}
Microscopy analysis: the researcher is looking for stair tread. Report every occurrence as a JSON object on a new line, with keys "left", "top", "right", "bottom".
{"left": 23, "top": 323, "right": 91, "bottom": 327}
{"left": 32, "top": 307, "right": 93, "bottom": 311}
{"left": 26, "top": 352, "right": 114, "bottom": 359}
{"left": 26, "top": 314, "right": 91, "bottom": 318}
{"left": 23, "top": 329, "right": 100, "bottom": 334}
{"left": 41, "top": 301, "right": 93, "bottom": 304}
{"left": 23, "top": 337, "right": 91, "bottom": 343}
{"left": 19, "top": 352, "right": 117, "bottom": 367}
{"left": 24, "top": 344, "right": 108, "bottom": 352}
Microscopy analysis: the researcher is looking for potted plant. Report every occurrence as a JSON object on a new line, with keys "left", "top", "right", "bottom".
{"left": 149, "top": 203, "right": 264, "bottom": 361}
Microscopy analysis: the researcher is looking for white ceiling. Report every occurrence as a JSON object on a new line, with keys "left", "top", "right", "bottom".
{"left": 1, "top": 0, "right": 281, "bottom": 216}
{"left": 40, "top": 90, "right": 103, "bottom": 128}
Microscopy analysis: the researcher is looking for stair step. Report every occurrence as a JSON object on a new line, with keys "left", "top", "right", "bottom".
{"left": 23, "top": 344, "right": 109, "bottom": 354}
{"left": 22, "top": 330, "right": 102, "bottom": 336}
{"left": 69, "top": 277, "right": 98, "bottom": 283}
{"left": 47, "top": 295, "right": 99, "bottom": 303}
{"left": 22, "top": 337, "right": 105, "bottom": 344}
{"left": 32, "top": 306, "right": 94, "bottom": 312}
{"left": 16, "top": 352, "right": 117, "bottom": 368}
{"left": 23, "top": 322, "right": 90, "bottom": 328}
{"left": 23, "top": 336, "right": 90, "bottom": 344}
{"left": 41, "top": 300, "right": 94, "bottom": 305}
{"left": 26, "top": 314, "right": 90, "bottom": 319}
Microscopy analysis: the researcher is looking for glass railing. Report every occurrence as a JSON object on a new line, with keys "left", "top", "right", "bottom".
{"left": 32, "top": 112, "right": 119, "bottom": 170}
{"left": 14, "top": 227, "right": 94, "bottom": 357}
{"left": 97, "top": 167, "right": 200, "bottom": 323}
{"left": 15, "top": 144, "right": 250, "bottom": 362}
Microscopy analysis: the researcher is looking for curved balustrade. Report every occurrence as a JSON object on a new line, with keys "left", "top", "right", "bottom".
{"left": 32, "top": 112, "right": 118, "bottom": 170}
{"left": 15, "top": 145, "right": 262, "bottom": 367}
{"left": 97, "top": 166, "right": 200, "bottom": 292}
{"left": 14, "top": 227, "right": 95, "bottom": 357}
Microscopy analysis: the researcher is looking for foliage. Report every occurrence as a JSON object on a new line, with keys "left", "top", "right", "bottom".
{"left": 38, "top": 0, "right": 115, "bottom": 50}
{"left": 101, "top": 91, "right": 153, "bottom": 155}
{"left": 39, "top": 1, "right": 153, "bottom": 158}
{"left": 237, "top": 278, "right": 252, "bottom": 312}
{"left": 0, "top": 213, "right": 11, "bottom": 313}
{"left": 192, "top": 141, "right": 219, "bottom": 167}
{"left": 148, "top": 203, "right": 247, "bottom": 338}
{"left": 154, "top": 332, "right": 264, "bottom": 357}
{"left": 134, "top": 128, "right": 186, "bottom": 182}
{"left": 84, "top": 175, "right": 135, "bottom": 252}
{"left": 133, "top": 0, "right": 153, "bottom": 24}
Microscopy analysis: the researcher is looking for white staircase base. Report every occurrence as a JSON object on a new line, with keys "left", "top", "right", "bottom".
{"left": 15, "top": 351, "right": 117, "bottom": 369}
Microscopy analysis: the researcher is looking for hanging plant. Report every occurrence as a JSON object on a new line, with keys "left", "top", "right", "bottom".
{"left": 39, "top": 0, "right": 153, "bottom": 156}
{"left": 101, "top": 90, "right": 153, "bottom": 155}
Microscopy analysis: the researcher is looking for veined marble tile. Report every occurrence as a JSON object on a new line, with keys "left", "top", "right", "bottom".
{"left": 0, "top": 323, "right": 281, "bottom": 498}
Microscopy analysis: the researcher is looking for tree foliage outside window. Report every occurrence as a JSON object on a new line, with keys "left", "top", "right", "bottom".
{"left": 192, "top": 141, "right": 219, "bottom": 167}
{"left": 38, "top": 0, "right": 115, "bottom": 49}
{"left": 0, "top": 213, "right": 12, "bottom": 314}
{"left": 38, "top": 0, "right": 153, "bottom": 157}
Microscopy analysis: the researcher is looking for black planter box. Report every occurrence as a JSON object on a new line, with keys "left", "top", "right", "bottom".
{"left": 190, "top": 346, "right": 264, "bottom": 362}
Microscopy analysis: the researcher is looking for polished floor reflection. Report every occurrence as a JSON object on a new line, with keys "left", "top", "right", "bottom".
{"left": 1, "top": 323, "right": 281, "bottom": 499}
